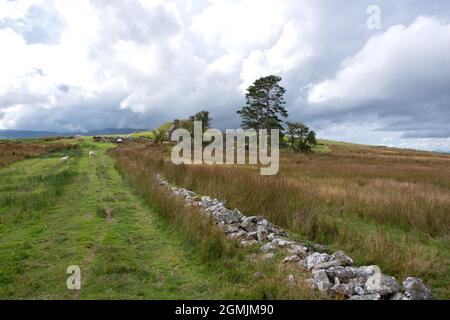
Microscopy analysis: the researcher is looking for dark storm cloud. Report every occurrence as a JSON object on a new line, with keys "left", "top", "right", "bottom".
{"left": 303, "top": 14, "right": 450, "bottom": 143}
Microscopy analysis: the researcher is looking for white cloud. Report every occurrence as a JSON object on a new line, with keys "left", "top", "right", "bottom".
{"left": 0, "top": 104, "right": 28, "bottom": 129}
{"left": 307, "top": 16, "right": 450, "bottom": 107}
{"left": 304, "top": 16, "right": 450, "bottom": 147}
{"left": 191, "top": 0, "right": 290, "bottom": 52}
{"left": 0, "top": 0, "right": 45, "bottom": 20}
{"left": 240, "top": 20, "right": 315, "bottom": 91}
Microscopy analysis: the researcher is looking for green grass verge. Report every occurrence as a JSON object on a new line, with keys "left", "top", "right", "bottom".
{"left": 0, "top": 138, "right": 319, "bottom": 299}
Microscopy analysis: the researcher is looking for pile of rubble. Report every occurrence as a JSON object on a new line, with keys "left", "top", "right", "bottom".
{"left": 156, "top": 174, "right": 433, "bottom": 300}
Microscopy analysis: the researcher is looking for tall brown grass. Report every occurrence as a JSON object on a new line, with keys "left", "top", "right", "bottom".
{"left": 110, "top": 145, "right": 324, "bottom": 299}
{"left": 111, "top": 145, "right": 231, "bottom": 260}
{"left": 0, "top": 142, "right": 79, "bottom": 167}
{"left": 111, "top": 143, "right": 449, "bottom": 298}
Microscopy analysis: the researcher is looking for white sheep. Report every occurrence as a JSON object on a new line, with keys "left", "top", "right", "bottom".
{"left": 60, "top": 156, "right": 70, "bottom": 163}
{"left": 89, "top": 151, "right": 96, "bottom": 158}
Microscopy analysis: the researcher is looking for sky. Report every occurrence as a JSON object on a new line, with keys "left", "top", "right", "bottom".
{"left": 0, "top": 0, "right": 450, "bottom": 151}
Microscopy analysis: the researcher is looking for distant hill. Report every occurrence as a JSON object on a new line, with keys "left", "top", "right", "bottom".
{"left": 0, "top": 128, "right": 146, "bottom": 139}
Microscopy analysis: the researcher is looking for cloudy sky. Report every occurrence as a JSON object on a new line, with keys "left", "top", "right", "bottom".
{"left": 1, "top": 0, "right": 450, "bottom": 150}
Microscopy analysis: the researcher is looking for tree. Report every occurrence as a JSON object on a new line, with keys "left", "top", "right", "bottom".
{"left": 237, "top": 75, "right": 288, "bottom": 131}
{"left": 189, "top": 110, "right": 212, "bottom": 131}
{"left": 285, "top": 121, "right": 317, "bottom": 153}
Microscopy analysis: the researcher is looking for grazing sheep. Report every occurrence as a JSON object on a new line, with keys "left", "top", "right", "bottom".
{"left": 117, "top": 138, "right": 123, "bottom": 143}
{"left": 89, "top": 151, "right": 95, "bottom": 158}
{"left": 60, "top": 156, "right": 70, "bottom": 163}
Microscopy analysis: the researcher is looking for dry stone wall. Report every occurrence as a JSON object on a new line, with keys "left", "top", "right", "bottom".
{"left": 156, "top": 174, "right": 433, "bottom": 300}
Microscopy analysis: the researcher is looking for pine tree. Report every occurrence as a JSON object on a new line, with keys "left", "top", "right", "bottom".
{"left": 237, "top": 75, "right": 288, "bottom": 131}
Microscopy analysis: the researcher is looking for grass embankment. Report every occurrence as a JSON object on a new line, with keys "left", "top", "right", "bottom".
{"left": 0, "top": 138, "right": 318, "bottom": 299}
{"left": 115, "top": 142, "right": 450, "bottom": 299}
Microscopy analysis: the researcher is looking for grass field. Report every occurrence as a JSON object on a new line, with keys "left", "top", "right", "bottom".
{"left": 0, "top": 138, "right": 320, "bottom": 299}
{"left": 1, "top": 137, "right": 448, "bottom": 299}
{"left": 111, "top": 141, "right": 450, "bottom": 299}
{"left": 0, "top": 140, "right": 79, "bottom": 168}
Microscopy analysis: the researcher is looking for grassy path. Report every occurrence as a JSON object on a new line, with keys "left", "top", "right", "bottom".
{"left": 0, "top": 139, "right": 249, "bottom": 299}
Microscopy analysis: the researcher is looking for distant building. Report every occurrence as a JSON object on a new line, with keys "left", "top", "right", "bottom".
{"left": 168, "top": 119, "right": 180, "bottom": 141}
